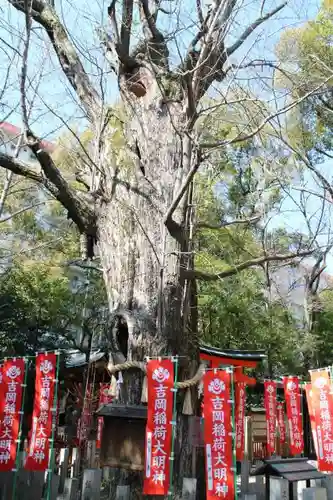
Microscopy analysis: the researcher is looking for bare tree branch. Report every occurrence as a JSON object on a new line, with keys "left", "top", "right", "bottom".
{"left": 0, "top": 200, "right": 51, "bottom": 223}
{"left": 107, "top": 0, "right": 120, "bottom": 46}
{"left": 8, "top": 0, "right": 102, "bottom": 122}
{"left": 164, "top": 147, "right": 201, "bottom": 227}
{"left": 196, "top": 0, "right": 204, "bottom": 27}
{"left": 308, "top": 246, "right": 333, "bottom": 293}
{"left": 185, "top": 0, "right": 287, "bottom": 102}
{"left": 0, "top": 36, "right": 22, "bottom": 57}
{"left": 190, "top": 0, "right": 228, "bottom": 101}
{"left": 201, "top": 75, "right": 333, "bottom": 149}
{"left": 315, "top": 147, "right": 333, "bottom": 159}
{"left": 0, "top": 152, "right": 43, "bottom": 183}
{"left": 20, "top": 0, "right": 32, "bottom": 132}
{"left": 139, "top": 0, "right": 161, "bottom": 40}
{"left": 306, "top": 162, "right": 333, "bottom": 202}
{"left": 121, "top": 0, "right": 134, "bottom": 57}
{"left": 189, "top": 250, "right": 314, "bottom": 281}
{"left": 276, "top": 133, "right": 333, "bottom": 203}
{"left": 0, "top": 150, "right": 96, "bottom": 235}
{"left": 226, "top": 3, "right": 287, "bottom": 56}
{"left": 196, "top": 215, "right": 261, "bottom": 230}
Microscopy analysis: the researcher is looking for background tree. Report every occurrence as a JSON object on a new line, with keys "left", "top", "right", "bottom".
{"left": 0, "top": 260, "right": 107, "bottom": 356}
{"left": 0, "top": 262, "right": 73, "bottom": 356}
{"left": 194, "top": 147, "right": 308, "bottom": 377}
{"left": 276, "top": 1, "right": 333, "bottom": 157}
{"left": 273, "top": 4, "right": 333, "bottom": 372}
{"left": 310, "top": 287, "right": 333, "bottom": 368}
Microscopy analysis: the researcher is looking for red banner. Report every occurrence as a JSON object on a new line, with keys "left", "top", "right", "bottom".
{"left": 276, "top": 403, "right": 286, "bottom": 445}
{"left": 96, "top": 418, "right": 103, "bottom": 450}
{"left": 310, "top": 370, "right": 333, "bottom": 471}
{"left": 25, "top": 353, "right": 57, "bottom": 471}
{"left": 0, "top": 358, "right": 25, "bottom": 470}
{"left": 305, "top": 383, "right": 319, "bottom": 457}
{"left": 264, "top": 381, "right": 277, "bottom": 455}
{"left": 0, "top": 365, "right": 3, "bottom": 424}
{"left": 96, "top": 383, "right": 113, "bottom": 450}
{"left": 235, "top": 383, "right": 246, "bottom": 461}
{"left": 204, "top": 370, "right": 235, "bottom": 500}
{"left": 143, "top": 360, "right": 174, "bottom": 496}
{"left": 283, "top": 376, "right": 304, "bottom": 456}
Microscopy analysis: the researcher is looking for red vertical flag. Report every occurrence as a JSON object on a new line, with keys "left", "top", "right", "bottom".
{"left": 276, "top": 403, "right": 286, "bottom": 445}
{"left": 143, "top": 360, "right": 174, "bottom": 496}
{"left": 235, "top": 383, "right": 246, "bottom": 461}
{"left": 283, "top": 376, "right": 304, "bottom": 456}
{"left": 0, "top": 358, "right": 25, "bottom": 471}
{"left": 0, "top": 365, "right": 3, "bottom": 434}
{"left": 264, "top": 381, "right": 277, "bottom": 456}
{"left": 96, "top": 383, "right": 113, "bottom": 450}
{"left": 204, "top": 370, "right": 235, "bottom": 500}
{"left": 25, "top": 353, "right": 57, "bottom": 471}
{"left": 310, "top": 370, "right": 333, "bottom": 471}
{"left": 305, "top": 383, "right": 319, "bottom": 457}
{"left": 96, "top": 418, "right": 104, "bottom": 451}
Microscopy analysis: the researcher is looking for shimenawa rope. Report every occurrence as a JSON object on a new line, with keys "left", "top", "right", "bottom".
{"left": 107, "top": 360, "right": 205, "bottom": 389}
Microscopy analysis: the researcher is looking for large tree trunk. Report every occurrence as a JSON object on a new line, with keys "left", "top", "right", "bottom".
{"left": 97, "top": 71, "right": 200, "bottom": 497}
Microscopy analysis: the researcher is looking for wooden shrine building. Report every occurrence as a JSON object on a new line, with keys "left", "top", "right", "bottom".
{"left": 94, "top": 345, "right": 267, "bottom": 472}
{"left": 54, "top": 344, "right": 314, "bottom": 476}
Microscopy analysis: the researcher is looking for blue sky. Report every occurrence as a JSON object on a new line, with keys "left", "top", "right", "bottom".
{"left": 1, "top": 0, "right": 332, "bottom": 271}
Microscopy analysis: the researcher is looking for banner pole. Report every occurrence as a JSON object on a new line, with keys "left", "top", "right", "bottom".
{"left": 12, "top": 358, "right": 29, "bottom": 500}
{"left": 300, "top": 380, "right": 304, "bottom": 458}
{"left": 46, "top": 352, "right": 61, "bottom": 500}
{"left": 230, "top": 367, "right": 238, "bottom": 500}
{"left": 168, "top": 356, "right": 179, "bottom": 499}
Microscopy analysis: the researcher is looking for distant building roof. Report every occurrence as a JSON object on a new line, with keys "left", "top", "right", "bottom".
{"left": 65, "top": 349, "right": 105, "bottom": 368}
{"left": 0, "top": 121, "right": 56, "bottom": 153}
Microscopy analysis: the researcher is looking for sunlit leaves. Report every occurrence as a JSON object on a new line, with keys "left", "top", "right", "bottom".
{"left": 276, "top": 2, "right": 333, "bottom": 154}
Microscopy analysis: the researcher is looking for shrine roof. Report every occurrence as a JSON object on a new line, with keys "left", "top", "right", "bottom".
{"left": 65, "top": 349, "right": 105, "bottom": 368}
{"left": 200, "top": 344, "right": 267, "bottom": 361}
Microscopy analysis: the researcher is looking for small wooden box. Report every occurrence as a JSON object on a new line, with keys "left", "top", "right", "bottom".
{"left": 97, "top": 404, "right": 147, "bottom": 471}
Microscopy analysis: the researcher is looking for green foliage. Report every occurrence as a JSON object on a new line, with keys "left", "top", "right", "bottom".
{"left": 194, "top": 170, "right": 302, "bottom": 376}
{"left": 276, "top": 3, "right": 333, "bottom": 154}
{"left": 0, "top": 170, "right": 80, "bottom": 268}
{"left": 0, "top": 260, "right": 107, "bottom": 357}
{"left": 309, "top": 289, "right": 333, "bottom": 368}
{"left": 0, "top": 263, "right": 72, "bottom": 356}
{"left": 198, "top": 273, "right": 301, "bottom": 375}
{"left": 0, "top": 116, "right": 119, "bottom": 358}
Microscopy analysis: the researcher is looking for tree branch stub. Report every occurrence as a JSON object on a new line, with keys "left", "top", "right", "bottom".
{"left": 191, "top": 250, "right": 314, "bottom": 281}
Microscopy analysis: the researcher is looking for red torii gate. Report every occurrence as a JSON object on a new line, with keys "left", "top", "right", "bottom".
{"left": 199, "top": 344, "right": 267, "bottom": 386}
